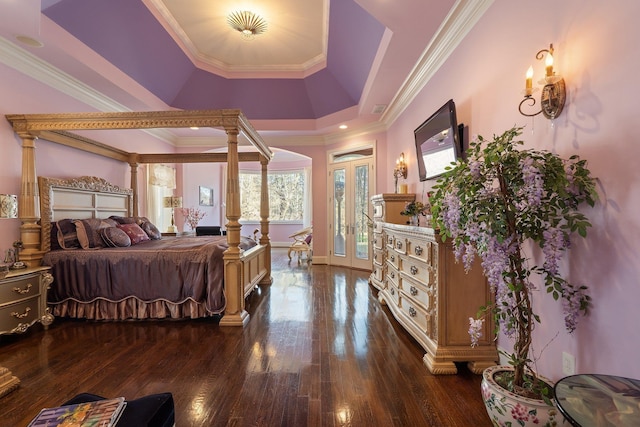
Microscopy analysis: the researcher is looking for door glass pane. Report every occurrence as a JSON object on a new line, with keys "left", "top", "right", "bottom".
{"left": 333, "top": 169, "right": 346, "bottom": 257}
{"left": 354, "top": 164, "right": 370, "bottom": 260}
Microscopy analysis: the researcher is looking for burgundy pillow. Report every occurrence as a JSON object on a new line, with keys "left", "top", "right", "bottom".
{"left": 117, "top": 223, "right": 150, "bottom": 245}
{"left": 100, "top": 227, "right": 132, "bottom": 247}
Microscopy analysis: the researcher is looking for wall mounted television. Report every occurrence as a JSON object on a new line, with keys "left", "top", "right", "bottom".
{"left": 414, "top": 99, "right": 463, "bottom": 181}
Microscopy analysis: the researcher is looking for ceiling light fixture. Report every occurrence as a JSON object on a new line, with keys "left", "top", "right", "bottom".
{"left": 227, "top": 10, "right": 267, "bottom": 40}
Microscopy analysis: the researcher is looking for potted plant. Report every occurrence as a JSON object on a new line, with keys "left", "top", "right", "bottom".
{"left": 400, "top": 200, "right": 430, "bottom": 226}
{"left": 430, "top": 126, "right": 597, "bottom": 426}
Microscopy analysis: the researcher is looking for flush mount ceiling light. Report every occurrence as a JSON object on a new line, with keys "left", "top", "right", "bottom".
{"left": 227, "top": 10, "right": 267, "bottom": 40}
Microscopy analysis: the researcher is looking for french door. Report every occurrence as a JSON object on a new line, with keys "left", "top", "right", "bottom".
{"left": 328, "top": 156, "right": 373, "bottom": 270}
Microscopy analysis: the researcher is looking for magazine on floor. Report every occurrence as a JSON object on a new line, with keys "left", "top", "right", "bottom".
{"left": 28, "top": 396, "right": 126, "bottom": 427}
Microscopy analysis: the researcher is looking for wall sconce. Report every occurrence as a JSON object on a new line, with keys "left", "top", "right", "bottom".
{"left": 393, "top": 153, "right": 408, "bottom": 193}
{"left": 162, "top": 196, "right": 183, "bottom": 233}
{"left": 519, "top": 43, "right": 566, "bottom": 120}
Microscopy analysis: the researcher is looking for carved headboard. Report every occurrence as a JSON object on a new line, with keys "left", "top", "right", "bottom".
{"left": 38, "top": 176, "right": 133, "bottom": 252}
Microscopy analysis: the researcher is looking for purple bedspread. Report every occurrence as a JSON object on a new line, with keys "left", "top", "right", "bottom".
{"left": 42, "top": 236, "right": 256, "bottom": 314}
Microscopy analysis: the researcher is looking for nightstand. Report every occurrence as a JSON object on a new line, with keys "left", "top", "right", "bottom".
{"left": 0, "top": 266, "right": 54, "bottom": 336}
{"left": 161, "top": 232, "right": 177, "bottom": 237}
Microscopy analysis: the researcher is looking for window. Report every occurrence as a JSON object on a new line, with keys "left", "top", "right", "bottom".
{"left": 239, "top": 169, "right": 307, "bottom": 222}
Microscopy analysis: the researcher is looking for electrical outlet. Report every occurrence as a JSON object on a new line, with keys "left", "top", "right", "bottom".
{"left": 562, "top": 352, "right": 576, "bottom": 375}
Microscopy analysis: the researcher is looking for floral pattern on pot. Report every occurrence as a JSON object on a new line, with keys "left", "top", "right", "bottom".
{"left": 482, "top": 365, "right": 567, "bottom": 427}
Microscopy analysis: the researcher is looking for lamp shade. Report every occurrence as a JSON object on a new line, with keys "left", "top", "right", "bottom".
{"left": 163, "top": 196, "right": 183, "bottom": 209}
{"left": 0, "top": 194, "right": 18, "bottom": 218}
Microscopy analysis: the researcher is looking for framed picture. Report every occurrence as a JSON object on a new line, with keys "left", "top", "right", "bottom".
{"left": 199, "top": 186, "right": 213, "bottom": 206}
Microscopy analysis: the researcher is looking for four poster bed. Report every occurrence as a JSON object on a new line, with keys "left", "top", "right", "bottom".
{"left": 5, "top": 110, "right": 272, "bottom": 327}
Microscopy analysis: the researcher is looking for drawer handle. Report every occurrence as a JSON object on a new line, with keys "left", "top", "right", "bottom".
{"left": 390, "top": 255, "right": 395, "bottom": 262}
{"left": 410, "top": 266, "right": 418, "bottom": 275}
{"left": 390, "top": 272, "right": 395, "bottom": 279}
{"left": 12, "top": 283, "right": 32, "bottom": 295}
{"left": 410, "top": 286, "right": 418, "bottom": 296}
{"left": 414, "top": 246, "right": 423, "bottom": 256}
{"left": 409, "top": 307, "right": 417, "bottom": 317}
{"left": 11, "top": 307, "right": 31, "bottom": 319}
{"left": 396, "top": 241, "right": 403, "bottom": 250}
{"left": 390, "top": 288, "right": 395, "bottom": 295}
{"left": 388, "top": 236, "right": 393, "bottom": 244}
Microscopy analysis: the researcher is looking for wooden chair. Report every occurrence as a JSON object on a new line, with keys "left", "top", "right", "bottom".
{"left": 288, "top": 226, "right": 312, "bottom": 263}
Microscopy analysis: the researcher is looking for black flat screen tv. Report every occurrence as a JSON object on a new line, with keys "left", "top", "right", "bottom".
{"left": 414, "top": 99, "right": 462, "bottom": 181}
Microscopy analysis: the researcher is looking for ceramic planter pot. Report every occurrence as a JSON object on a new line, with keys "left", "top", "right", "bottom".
{"left": 481, "top": 365, "right": 567, "bottom": 427}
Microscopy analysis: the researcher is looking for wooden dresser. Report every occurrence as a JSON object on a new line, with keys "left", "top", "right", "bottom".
{"left": 371, "top": 196, "right": 498, "bottom": 375}
{"left": 0, "top": 266, "right": 54, "bottom": 335}
{"left": 370, "top": 193, "right": 415, "bottom": 291}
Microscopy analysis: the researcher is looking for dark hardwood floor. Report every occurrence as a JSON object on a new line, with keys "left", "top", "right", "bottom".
{"left": 0, "top": 249, "right": 492, "bottom": 426}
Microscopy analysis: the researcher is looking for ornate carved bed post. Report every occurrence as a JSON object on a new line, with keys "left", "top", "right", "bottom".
{"left": 220, "top": 126, "right": 249, "bottom": 327}
{"left": 128, "top": 155, "right": 139, "bottom": 217}
{"left": 17, "top": 132, "right": 43, "bottom": 267}
{"left": 259, "top": 155, "right": 272, "bottom": 285}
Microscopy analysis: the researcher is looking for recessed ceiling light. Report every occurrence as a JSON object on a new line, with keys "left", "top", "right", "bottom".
{"left": 339, "top": 124, "right": 348, "bottom": 130}
{"left": 190, "top": 127, "right": 199, "bottom": 130}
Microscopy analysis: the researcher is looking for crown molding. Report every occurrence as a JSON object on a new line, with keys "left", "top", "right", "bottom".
{"left": 0, "top": 36, "right": 177, "bottom": 146}
{"left": 381, "top": 0, "right": 494, "bottom": 125}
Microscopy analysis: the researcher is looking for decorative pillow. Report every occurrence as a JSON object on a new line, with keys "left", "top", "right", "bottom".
{"left": 140, "top": 220, "right": 162, "bottom": 240}
{"left": 74, "top": 218, "right": 116, "bottom": 249}
{"left": 110, "top": 215, "right": 162, "bottom": 240}
{"left": 100, "top": 227, "right": 131, "bottom": 247}
{"left": 56, "top": 218, "right": 80, "bottom": 249}
{"left": 109, "top": 215, "right": 136, "bottom": 225}
{"left": 117, "top": 223, "right": 150, "bottom": 245}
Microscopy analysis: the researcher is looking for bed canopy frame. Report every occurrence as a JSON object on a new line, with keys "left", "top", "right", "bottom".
{"left": 5, "top": 109, "right": 273, "bottom": 327}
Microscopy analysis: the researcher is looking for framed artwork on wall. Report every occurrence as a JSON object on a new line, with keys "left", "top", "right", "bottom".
{"left": 199, "top": 186, "right": 213, "bottom": 206}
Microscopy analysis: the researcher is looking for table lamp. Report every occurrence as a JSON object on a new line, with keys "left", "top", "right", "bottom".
{"left": 163, "top": 196, "right": 182, "bottom": 233}
{"left": 0, "top": 194, "right": 18, "bottom": 219}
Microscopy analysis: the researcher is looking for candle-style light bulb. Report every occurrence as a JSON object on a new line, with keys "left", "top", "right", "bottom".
{"left": 545, "top": 52, "right": 554, "bottom": 77}
{"left": 525, "top": 66, "right": 533, "bottom": 96}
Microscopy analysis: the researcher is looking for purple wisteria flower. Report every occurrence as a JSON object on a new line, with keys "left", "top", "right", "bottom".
{"left": 429, "top": 126, "right": 597, "bottom": 394}
{"left": 469, "top": 317, "right": 484, "bottom": 347}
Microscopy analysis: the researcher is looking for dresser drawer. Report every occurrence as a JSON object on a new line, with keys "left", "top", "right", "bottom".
{"left": 373, "top": 248, "right": 384, "bottom": 266}
{"left": 402, "top": 275, "right": 433, "bottom": 312}
{"left": 373, "top": 203, "right": 384, "bottom": 219}
{"left": 387, "top": 250, "right": 400, "bottom": 270}
{"left": 372, "top": 263, "right": 384, "bottom": 283}
{"left": 399, "top": 294, "right": 433, "bottom": 336}
{"left": 406, "top": 237, "right": 434, "bottom": 265}
{"left": 0, "top": 296, "right": 41, "bottom": 334}
{"left": 0, "top": 273, "right": 41, "bottom": 304}
{"left": 392, "top": 234, "right": 408, "bottom": 256}
{"left": 386, "top": 262, "right": 400, "bottom": 288}
{"left": 374, "top": 221, "right": 384, "bottom": 235}
{"left": 401, "top": 256, "right": 433, "bottom": 286}
{"left": 387, "top": 282, "right": 400, "bottom": 306}
{"left": 373, "top": 232, "right": 383, "bottom": 249}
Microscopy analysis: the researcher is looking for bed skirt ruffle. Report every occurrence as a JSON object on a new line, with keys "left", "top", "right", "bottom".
{"left": 50, "top": 297, "right": 219, "bottom": 321}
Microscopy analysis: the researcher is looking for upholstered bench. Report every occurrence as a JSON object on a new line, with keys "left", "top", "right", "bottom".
{"left": 62, "top": 392, "right": 175, "bottom": 427}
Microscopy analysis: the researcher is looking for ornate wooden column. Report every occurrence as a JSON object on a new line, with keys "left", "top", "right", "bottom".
{"left": 129, "top": 157, "right": 139, "bottom": 217}
{"left": 259, "top": 155, "right": 272, "bottom": 285}
{"left": 220, "top": 127, "right": 249, "bottom": 327}
{"left": 17, "top": 133, "right": 43, "bottom": 267}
